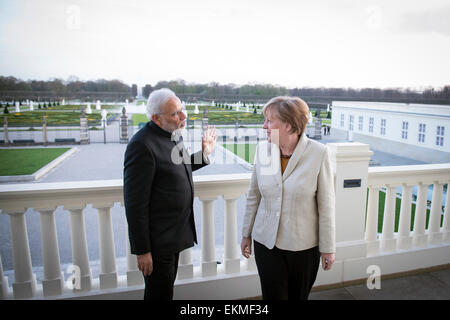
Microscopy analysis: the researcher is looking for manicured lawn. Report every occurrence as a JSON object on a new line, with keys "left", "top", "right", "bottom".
{"left": 3, "top": 111, "right": 102, "bottom": 126}
{"left": 46, "top": 104, "right": 119, "bottom": 111}
{"left": 189, "top": 111, "right": 264, "bottom": 124}
{"left": 131, "top": 113, "right": 149, "bottom": 126}
{"left": 223, "top": 143, "right": 257, "bottom": 164}
{"left": 0, "top": 148, "right": 70, "bottom": 175}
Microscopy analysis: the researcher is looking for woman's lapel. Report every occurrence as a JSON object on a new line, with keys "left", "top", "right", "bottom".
{"left": 282, "top": 133, "right": 309, "bottom": 182}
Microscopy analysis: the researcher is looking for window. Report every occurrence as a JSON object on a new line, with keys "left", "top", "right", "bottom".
{"left": 380, "top": 119, "right": 386, "bottom": 136}
{"left": 369, "top": 117, "right": 374, "bottom": 133}
{"left": 418, "top": 123, "right": 426, "bottom": 143}
{"left": 436, "top": 126, "right": 444, "bottom": 146}
{"left": 401, "top": 121, "right": 408, "bottom": 140}
{"left": 349, "top": 115, "right": 354, "bottom": 131}
{"left": 340, "top": 114, "right": 344, "bottom": 127}
{"left": 358, "top": 116, "right": 363, "bottom": 131}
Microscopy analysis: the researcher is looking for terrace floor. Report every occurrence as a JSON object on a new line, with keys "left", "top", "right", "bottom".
{"left": 309, "top": 265, "right": 450, "bottom": 300}
{"left": 241, "top": 265, "right": 450, "bottom": 300}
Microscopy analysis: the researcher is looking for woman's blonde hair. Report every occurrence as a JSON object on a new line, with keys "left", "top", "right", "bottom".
{"left": 262, "top": 96, "right": 310, "bottom": 135}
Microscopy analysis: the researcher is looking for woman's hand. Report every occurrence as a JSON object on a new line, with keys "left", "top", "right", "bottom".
{"left": 321, "top": 252, "right": 335, "bottom": 271}
{"left": 241, "top": 236, "right": 252, "bottom": 258}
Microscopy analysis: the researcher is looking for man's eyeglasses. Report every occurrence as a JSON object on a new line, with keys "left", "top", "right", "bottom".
{"left": 158, "top": 109, "right": 186, "bottom": 117}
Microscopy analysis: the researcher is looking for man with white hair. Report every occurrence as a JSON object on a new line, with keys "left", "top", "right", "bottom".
{"left": 123, "top": 88, "right": 217, "bottom": 300}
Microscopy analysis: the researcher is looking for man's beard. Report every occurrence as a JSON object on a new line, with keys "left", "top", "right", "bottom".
{"left": 161, "top": 119, "right": 186, "bottom": 133}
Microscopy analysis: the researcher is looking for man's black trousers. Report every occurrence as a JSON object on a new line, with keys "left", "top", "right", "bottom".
{"left": 143, "top": 252, "right": 180, "bottom": 300}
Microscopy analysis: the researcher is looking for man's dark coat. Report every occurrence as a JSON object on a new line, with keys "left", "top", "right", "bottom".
{"left": 123, "top": 121, "right": 208, "bottom": 256}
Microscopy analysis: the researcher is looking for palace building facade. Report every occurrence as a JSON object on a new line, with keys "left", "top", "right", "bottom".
{"left": 331, "top": 101, "right": 450, "bottom": 162}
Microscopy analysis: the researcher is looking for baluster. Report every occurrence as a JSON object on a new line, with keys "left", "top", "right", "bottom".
{"left": 69, "top": 208, "right": 91, "bottom": 291}
{"left": 428, "top": 182, "right": 444, "bottom": 244}
{"left": 365, "top": 186, "right": 380, "bottom": 255}
{"left": 223, "top": 197, "right": 240, "bottom": 274}
{"left": 381, "top": 185, "right": 397, "bottom": 252}
{"left": 413, "top": 183, "right": 428, "bottom": 248}
{"left": 38, "top": 209, "right": 64, "bottom": 296}
{"left": 443, "top": 183, "right": 450, "bottom": 242}
{"left": 397, "top": 184, "right": 413, "bottom": 250}
{"left": 125, "top": 221, "right": 144, "bottom": 286}
{"left": 96, "top": 207, "right": 118, "bottom": 289}
{"left": 177, "top": 248, "right": 194, "bottom": 280}
{"left": 0, "top": 254, "right": 10, "bottom": 299}
{"left": 200, "top": 197, "right": 217, "bottom": 277}
{"left": 8, "top": 212, "right": 37, "bottom": 299}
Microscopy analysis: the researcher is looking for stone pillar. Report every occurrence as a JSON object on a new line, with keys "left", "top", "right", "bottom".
{"left": 443, "top": 181, "right": 450, "bottom": 242}
{"left": 8, "top": 212, "right": 37, "bottom": 299}
{"left": 4, "top": 117, "right": 9, "bottom": 145}
{"left": 69, "top": 208, "right": 91, "bottom": 291}
{"left": 125, "top": 222, "right": 144, "bottom": 286}
{"left": 200, "top": 198, "right": 217, "bottom": 277}
{"left": 96, "top": 207, "right": 118, "bottom": 289}
{"left": 314, "top": 117, "right": 322, "bottom": 139}
{"left": 428, "top": 182, "right": 444, "bottom": 244}
{"left": 326, "top": 142, "right": 373, "bottom": 260}
{"left": 365, "top": 186, "right": 380, "bottom": 255}
{"left": 0, "top": 254, "right": 9, "bottom": 299}
{"left": 120, "top": 107, "right": 128, "bottom": 144}
{"left": 39, "top": 209, "right": 64, "bottom": 296}
{"left": 413, "top": 183, "right": 429, "bottom": 248}
{"left": 223, "top": 197, "right": 240, "bottom": 274}
{"left": 177, "top": 248, "right": 194, "bottom": 280}
{"left": 397, "top": 184, "right": 413, "bottom": 250}
{"left": 80, "top": 109, "right": 90, "bottom": 144}
{"left": 381, "top": 185, "right": 398, "bottom": 252}
{"left": 42, "top": 116, "right": 48, "bottom": 146}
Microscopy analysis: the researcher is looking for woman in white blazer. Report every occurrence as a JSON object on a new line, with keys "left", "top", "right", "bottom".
{"left": 241, "top": 96, "right": 335, "bottom": 300}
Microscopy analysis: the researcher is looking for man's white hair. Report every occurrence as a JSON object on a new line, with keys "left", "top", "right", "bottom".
{"left": 146, "top": 88, "right": 180, "bottom": 119}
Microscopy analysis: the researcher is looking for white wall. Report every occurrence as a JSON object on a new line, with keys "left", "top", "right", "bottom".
{"left": 331, "top": 106, "right": 450, "bottom": 153}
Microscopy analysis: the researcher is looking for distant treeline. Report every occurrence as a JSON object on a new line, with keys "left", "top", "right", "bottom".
{"left": 0, "top": 76, "right": 130, "bottom": 93}
{"left": 1, "top": 76, "right": 449, "bottom": 105}
{"left": 145, "top": 80, "right": 450, "bottom": 105}
{"left": 0, "top": 76, "right": 132, "bottom": 101}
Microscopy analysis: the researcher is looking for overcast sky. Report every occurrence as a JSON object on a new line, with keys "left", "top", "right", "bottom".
{"left": 0, "top": 0, "right": 449, "bottom": 89}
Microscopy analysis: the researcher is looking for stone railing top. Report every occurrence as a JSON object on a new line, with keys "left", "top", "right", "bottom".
{"left": 0, "top": 174, "right": 253, "bottom": 214}
{"left": 368, "top": 163, "right": 450, "bottom": 187}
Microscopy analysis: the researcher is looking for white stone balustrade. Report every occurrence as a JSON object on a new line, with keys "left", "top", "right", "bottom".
{"left": 200, "top": 198, "right": 217, "bottom": 277}
{"left": 223, "top": 197, "right": 240, "bottom": 274}
{"left": 413, "top": 183, "right": 429, "bottom": 248}
{"left": 38, "top": 209, "right": 64, "bottom": 296}
{"left": 69, "top": 208, "right": 91, "bottom": 291}
{"left": 0, "top": 254, "right": 8, "bottom": 299}
{"left": 177, "top": 248, "right": 194, "bottom": 280}
{"left": 397, "top": 184, "right": 413, "bottom": 250}
{"left": 429, "top": 182, "right": 444, "bottom": 244}
{"left": 96, "top": 207, "right": 118, "bottom": 289}
{"left": 125, "top": 223, "right": 144, "bottom": 286}
{"left": 8, "top": 212, "right": 37, "bottom": 299}
{"left": 367, "top": 163, "right": 450, "bottom": 254}
{"left": 365, "top": 186, "right": 380, "bottom": 255}
{"left": 443, "top": 184, "right": 450, "bottom": 242}
{"left": 0, "top": 149, "right": 449, "bottom": 300}
{"left": 381, "top": 185, "right": 397, "bottom": 252}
